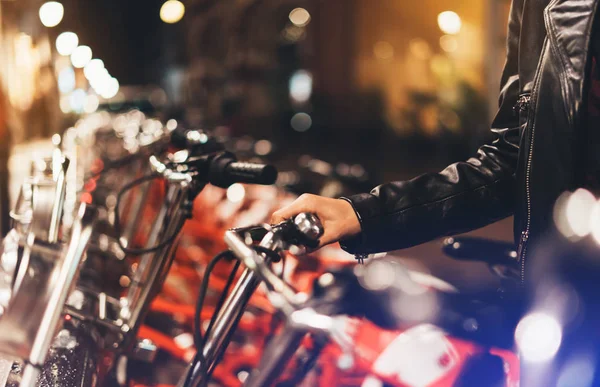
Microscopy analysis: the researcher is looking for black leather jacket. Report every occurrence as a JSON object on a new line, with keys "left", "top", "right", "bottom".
{"left": 341, "top": 0, "right": 599, "bottom": 283}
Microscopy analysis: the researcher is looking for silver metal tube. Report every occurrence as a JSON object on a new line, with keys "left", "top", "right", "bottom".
{"left": 47, "top": 163, "right": 66, "bottom": 243}
{"left": 202, "top": 268, "right": 258, "bottom": 354}
{"left": 9, "top": 202, "right": 96, "bottom": 386}
{"left": 183, "top": 230, "right": 281, "bottom": 387}
{"left": 224, "top": 230, "right": 297, "bottom": 302}
{"left": 30, "top": 179, "right": 61, "bottom": 243}
{"left": 213, "top": 265, "right": 254, "bottom": 324}
{"left": 182, "top": 268, "right": 260, "bottom": 387}
{"left": 20, "top": 364, "right": 40, "bottom": 387}
{"left": 29, "top": 204, "right": 96, "bottom": 367}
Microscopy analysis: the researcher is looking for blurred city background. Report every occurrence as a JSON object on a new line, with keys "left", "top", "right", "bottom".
{"left": 0, "top": 0, "right": 513, "bottom": 290}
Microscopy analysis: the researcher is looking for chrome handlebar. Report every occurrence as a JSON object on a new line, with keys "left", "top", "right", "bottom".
{"left": 224, "top": 229, "right": 298, "bottom": 307}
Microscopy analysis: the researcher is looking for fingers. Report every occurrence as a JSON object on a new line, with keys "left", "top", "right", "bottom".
{"left": 271, "top": 194, "right": 315, "bottom": 224}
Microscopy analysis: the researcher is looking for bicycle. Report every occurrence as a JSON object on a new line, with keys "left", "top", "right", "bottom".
{"left": 181, "top": 213, "right": 520, "bottom": 387}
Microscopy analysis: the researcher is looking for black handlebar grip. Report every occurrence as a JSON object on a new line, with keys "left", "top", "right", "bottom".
{"left": 228, "top": 162, "right": 278, "bottom": 185}
{"left": 209, "top": 159, "right": 278, "bottom": 188}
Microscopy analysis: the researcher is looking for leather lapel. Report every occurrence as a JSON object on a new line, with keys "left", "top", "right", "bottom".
{"left": 545, "top": 0, "right": 598, "bottom": 89}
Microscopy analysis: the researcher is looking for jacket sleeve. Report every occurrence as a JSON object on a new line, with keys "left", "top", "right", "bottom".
{"left": 340, "top": 0, "right": 524, "bottom": 255}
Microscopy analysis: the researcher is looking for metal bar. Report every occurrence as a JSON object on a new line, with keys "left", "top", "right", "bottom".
{"left": 27, "top": 203, "right": 96, "bottom": 374}
{"left": 183, "top": 269, "right": 260, "bottom": 387}
{"left": 48, "top": 155, "right": 67, "bottom": 243}
{"left": 99, "top": 292, "right": 107, "bottom": 320}
{"left": 20, "top": 364, "right": 40, "bottom": 387}
{"left": 203, "top": 268, "right": 259, "bottom": 356}
{"left": 223, "top": 230, "right": 297, "bottom": 303}
{"left": 183, "top": 231, "right": 279, "bottom": 387}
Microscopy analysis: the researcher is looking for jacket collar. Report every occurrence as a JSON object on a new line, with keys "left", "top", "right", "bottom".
{"left": 545, "top": 0, "right": 599, "bottom": 92}
{"left": 545, "top": 0, "right": 599, "bottom": 124}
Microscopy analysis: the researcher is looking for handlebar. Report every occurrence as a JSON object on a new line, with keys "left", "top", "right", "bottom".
{"left": 224, "top": 213, "right": 323, "bottom": 300}
{"left": 149, "top": 151, "right": 278, "bottom": 188}
{"left": 210, "top": 161, "right": 277, "bottom": 187}
{"left": 181, "top": 213, "right": 323, "bottom": 387}
{"left": 224, "top": 230, "right": 298, "bottom": 308}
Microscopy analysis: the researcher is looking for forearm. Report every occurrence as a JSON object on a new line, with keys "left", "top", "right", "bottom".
{"left": 340, "top": 151, "right": 517, "bottom": 254}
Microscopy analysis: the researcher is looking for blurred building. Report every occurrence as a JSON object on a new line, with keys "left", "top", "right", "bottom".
{"left": 0, "top": 1, "right": 62, "bottom": 144}
{"left": 182, "top": 0, "right": 511, "bottom": 175}
{"left": 0, "top": 0, "right": 512, "bottom": 172}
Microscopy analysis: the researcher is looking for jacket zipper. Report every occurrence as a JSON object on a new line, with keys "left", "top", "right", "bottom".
{"left": 516, "top": 92, "right": 533, "bottom": 284}
{"left": 514, "top": 94, "right": 531, "bottom": 115}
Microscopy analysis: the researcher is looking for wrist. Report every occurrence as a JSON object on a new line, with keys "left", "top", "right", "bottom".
{"left": 338, "top": 198, "right": 361, "bottom": 236}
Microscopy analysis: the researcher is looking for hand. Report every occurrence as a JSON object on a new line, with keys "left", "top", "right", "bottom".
{"left": 271, "top": 194, "right": 361, "bottom": 248}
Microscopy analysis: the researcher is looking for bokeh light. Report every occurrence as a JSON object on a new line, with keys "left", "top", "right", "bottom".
{"left": 566, "top": 189, "right": 596, "bottom": 237}
{"left": 84, "top": 95, "right": 100, "bottom": 114}
{"left": 289, "top": 8, "right": 311, "bottom": 27}
{"left": 166, "top": 119, "right": 178, "bottom": 131}
{"left": 437, "top": 11, "right": 462, "bottom": 35}
{"left": 289, "top": 70, "right": 313, "bottom": 104}
{"left": 440, "top": 35, "right": 458, "bottom": 53}
{"left": 590, "top": 201, "right": 600, "bottom": 244}
{"left": 71, "top": 45, "right": 93, "bottom": 68}
{"left": 56, "top": 32, "right": 78, "bottom": 56}
{"left": 90, "top": 68, "right": 110, "bottom": 92}
{"left": 409, "top": 38, "right": 432, "bottom": 60}
{"left": 59, "top": 95, "right": 71, "bottom": 113}
{"left": 69, "top": 89, "right": 87, "bottom": 113}
{"left": 57, "top": 67, "right": 76, "bottom": 94}
{"left": 515, "top": 312, "right": 562, "bottom": 363}
{"left": 291, "top": 112, "right": 312, "bottom": 132}
{"left": 557, "top": 355, "right": 596, "bottom": 387}
{"left": 173, "top": 333, "right": 194, "bottom": 349}
{"left": 554, "top": 189, "right": 597, "bottom": 240}
{"left": 373, "top": 41, "right": 394, "bottom": 61}
{"left": 160, "top": 0, "right": 185, "bottom": 24}
{"left": 254, "top": 140, "right": 273, "bottom": 156}
{"left": 84, "top": 59, "right": 105, "bottom": 80}
{"left": 100, "top": 78, "right": 120, "bottom": 99}
{"left": 39, "top": 1, "right": 64, "bottom": 28}
{"left": 226, "top": 184, "right": 246, "bottom": 203}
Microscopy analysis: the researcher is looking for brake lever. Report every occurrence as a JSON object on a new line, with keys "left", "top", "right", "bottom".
{"left": 230, "top": 224, "right": 271, "bottom": 243}
{"left": 230, "top": 214, "right": 323, "bottom": 251}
